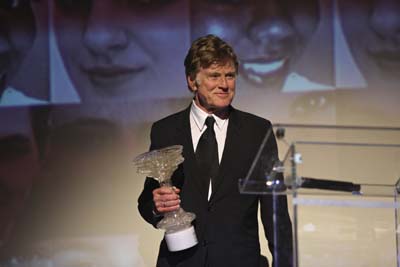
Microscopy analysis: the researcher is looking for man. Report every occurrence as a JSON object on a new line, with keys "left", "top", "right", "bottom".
{"left": 138, "top": 35, "right": 293, "bottom": 267}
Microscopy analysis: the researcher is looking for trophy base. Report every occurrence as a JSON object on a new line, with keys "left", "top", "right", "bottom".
{"left": 165, "top": 226, "right": 198, "bottom": 252}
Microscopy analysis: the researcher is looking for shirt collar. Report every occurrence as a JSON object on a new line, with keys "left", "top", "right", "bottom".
{"left": 191, "top": 100, "right": 228, "bottom": 131}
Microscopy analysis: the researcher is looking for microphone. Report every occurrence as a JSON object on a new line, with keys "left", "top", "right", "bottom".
{"left": 268, "top": 162, "right": 361, "bottom": 193}
{"left": 298, "top": 177, "right": 361, "bottom": 193}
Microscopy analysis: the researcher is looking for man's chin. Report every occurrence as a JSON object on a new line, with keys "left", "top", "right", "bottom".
{"left": 214, "top": 100, "right": 232, "bottom": 109}
{"left": 208, "top": 104, "right": 231, "bottom": 116}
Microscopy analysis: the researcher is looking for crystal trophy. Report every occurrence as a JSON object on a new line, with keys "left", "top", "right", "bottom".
{"left": 134, "top": 145, "right": 198, "bottom": 251}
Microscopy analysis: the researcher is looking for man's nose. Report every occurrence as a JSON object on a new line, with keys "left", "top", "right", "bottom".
{"left": 218, "top": 77, "right": 228, "bottom": 89}
{"left": 82, "top": 4, "right": 129, "bottom": 57}
{"left": 369, "top": 0, "right": 400, "bottom": 42}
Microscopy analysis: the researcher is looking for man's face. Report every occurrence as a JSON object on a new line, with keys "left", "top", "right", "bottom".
{"left": 0, "top": 1, "right": 36, "bottom": 89}
{"left": 189, "top": 62, "right": 236, "bottom": 113}
{"left": 190, "top": 0, "right": 319, "bottom": 91}
{"left": 53, "top": 0, "right": 189, "bottom": 102}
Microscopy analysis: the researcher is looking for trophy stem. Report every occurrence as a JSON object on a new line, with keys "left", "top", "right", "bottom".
{"left": 157, "top": 181, "right": 198, "bottom": 251}
{"left": 160, "top": 180, "right": 172, "bottom": 187}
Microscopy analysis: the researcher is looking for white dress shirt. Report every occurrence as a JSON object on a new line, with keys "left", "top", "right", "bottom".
{"left": 190, "top": 100, "right": 229, "bottom": 199}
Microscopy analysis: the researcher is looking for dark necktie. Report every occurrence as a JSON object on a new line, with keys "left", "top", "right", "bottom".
{"left": 196, "top": 116, "right": 219, "bottom": 195}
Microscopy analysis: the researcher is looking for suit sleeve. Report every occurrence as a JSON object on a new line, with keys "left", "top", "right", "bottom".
{"left": 137, "top": 123, "right": 163, "bottom": 228}
{"left": 259, "top": 124, "right": 294, "bottom": 267}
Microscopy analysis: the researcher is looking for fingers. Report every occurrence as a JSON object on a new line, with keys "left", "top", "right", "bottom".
{"left": 154, "top": 186, "right": 180, "bottom": 195}
{"left": 153, "top": 186, "right": 181, "bottom": 213}
{"left": 155, "top": 199, "right": 181, "bottom": 213}
{"left": 172, "top": 186, "right": 181, "bottom": 194}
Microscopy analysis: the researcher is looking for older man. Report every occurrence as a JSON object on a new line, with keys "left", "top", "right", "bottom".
{"left": 138, "top": 34, "right": 293, "bottom": 267}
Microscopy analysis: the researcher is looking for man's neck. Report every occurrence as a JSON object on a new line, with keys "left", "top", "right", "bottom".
{"left": 193, "top": 99, "right": 231, "bottom": 120}
{"left": 212, "top": 107, "right": 230, "bottom": 120}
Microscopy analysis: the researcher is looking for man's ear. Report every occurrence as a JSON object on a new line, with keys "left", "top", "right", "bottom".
{"left": 187, "top": 76, "right": 197, "bottom": 92}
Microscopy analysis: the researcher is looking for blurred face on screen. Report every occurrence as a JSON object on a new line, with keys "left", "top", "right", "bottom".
{"left": 0, "top": 108, "right": 39, "bottom": 248}
{"left": 53, "top": 0, "right": 188, "bottom": 103}
{"left": 190, "top": 0, "right": 320, "bottom": 92}
{"left": 339, "top": 0, "right": 400, "bottom": 89}
{"left": 0, "top": 0, "right": 36, "bottom": 90}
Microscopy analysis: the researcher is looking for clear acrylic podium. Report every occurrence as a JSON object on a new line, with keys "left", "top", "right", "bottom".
{"left": 239, "top": 124, "right": 400, "bottom": 267}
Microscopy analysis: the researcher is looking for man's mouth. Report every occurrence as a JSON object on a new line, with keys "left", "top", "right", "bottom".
{"left": 240, "top": 58, "right": 289, "bottom": 87}
{"left": 215, "top": 92, "right": 230, "bottom": 98}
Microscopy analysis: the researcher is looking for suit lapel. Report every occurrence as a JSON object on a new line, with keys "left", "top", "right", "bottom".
{"left": 174, "top": 105, "right": 208, "bottom": 197}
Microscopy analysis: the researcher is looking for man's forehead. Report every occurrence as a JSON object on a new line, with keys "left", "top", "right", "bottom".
{"left": 201, "top": 62, "right": 236, "bottom": 73}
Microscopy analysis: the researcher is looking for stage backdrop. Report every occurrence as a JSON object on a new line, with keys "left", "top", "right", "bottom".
{"left": 1, "top": 0, "right": 399, "bottom": 266}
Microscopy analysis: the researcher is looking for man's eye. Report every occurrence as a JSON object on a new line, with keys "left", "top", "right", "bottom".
{"left": 55, "top": 0, "right": 92, "bottom": 16}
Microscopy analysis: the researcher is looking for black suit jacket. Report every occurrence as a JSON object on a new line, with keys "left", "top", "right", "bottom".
{"left": 138, "top": 105, "right": 293, "bottom": 267}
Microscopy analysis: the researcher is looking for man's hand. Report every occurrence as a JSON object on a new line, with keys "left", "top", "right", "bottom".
{"left": 153, "top": 186, "right": 181, "bottom": 214}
